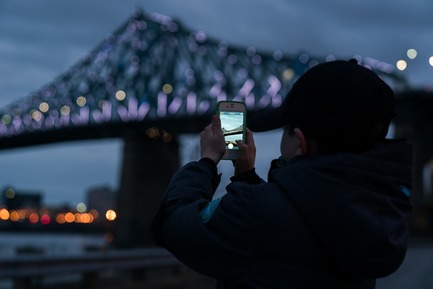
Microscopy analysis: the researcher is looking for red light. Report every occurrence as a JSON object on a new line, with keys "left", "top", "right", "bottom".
{"left": 40, "top": 214, "right": 50, "bottom": 225}
{"left": 28, "top": 212, "right": 39, "bottom": 224}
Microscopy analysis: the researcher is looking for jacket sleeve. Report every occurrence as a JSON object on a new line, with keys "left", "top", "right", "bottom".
{"left": 151, "top": 158, "right": 266, "bottom": 280}
{"left": 152, "top": 158, "right": 220, "bottom": 246}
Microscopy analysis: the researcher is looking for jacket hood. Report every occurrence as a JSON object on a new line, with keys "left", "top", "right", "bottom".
{"left": 269, "top": 141, "right": 413, "bottom": 279}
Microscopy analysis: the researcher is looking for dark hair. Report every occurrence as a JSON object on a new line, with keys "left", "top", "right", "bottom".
{"left": 287, "top": 119, "right": 391, "bottom": 155}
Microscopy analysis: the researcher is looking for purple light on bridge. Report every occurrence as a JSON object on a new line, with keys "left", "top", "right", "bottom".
{"left": 44, "top": 116, "right": 55, "bottom": 129}
{"left": 60, "top": 115, "right": 70, "bottom": 126}
{"left": 31, "top": 120, "right": 42, "bottom": 130}
{"left": 239, "top": 79, "right": 255, "bottom": 97}
{"left": 217, "top": 91, "right": 227, "bottom": 103}
{"left": 128, "top": 97, "right": 138, "bottom": 119}
{"left": 187, "top": 92, "right": 196, "bottom": 114}
{"left": 245, "top": 93, "right": 255, "bottom": 109}
{"left": 71, "top": 114, "right": 81, "bottom": 126}
{"left": 168, "top": 96, "right": 182, "bottom": 114}
{"left": 80, "top": 107, "right": 90, "bottom": 124}
{"left": 259, "top": 75, "right": 283, "bottom": 108}
{"left": 69, "top": 107, "right": 89, "bottom": 125}
{"left": 137, "top": 102, "right": 150, "bottom": 120}
{"left": 22, "top": 114, "right": 32, "bottom": 127}
{"left": 234, "top": 79, "right": 255, "bottom": 103}
{"left": 157, "top": 92, "right": 167, "bottom": 117}
{"left": 102, "top": 102, "right": 112, "bottom": 121}
{"left": 92, "top": 110, "right": 103, "bottom": 123}
{"left": 0, "top": 124, "right": 6, "bottom": 135}
{"left": 117, "top": 106, "right": 129, "bottom": 122}
{"left": 267, "top": 75, "right": 281, "bottom": 98}
{"left": 197, "top": 100, "right": 210, "bottom": 114}
{"left": 209, "top": 84, "right": 228, "bottom": 103}
{"left": 209, "top": 83, "right": 222, "bottom": 98}
{"left": 272, "top": 94, "right": 282, "bottom": 107}
{"left": 259, "top": 96, "right": 271, "bottom": 108}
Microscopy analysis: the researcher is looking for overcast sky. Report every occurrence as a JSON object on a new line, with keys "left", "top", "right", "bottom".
{"left": 0, "top": 0, "right": 432, "bottom": 206}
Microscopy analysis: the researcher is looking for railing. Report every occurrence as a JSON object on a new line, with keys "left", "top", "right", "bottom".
{"left": 0, "top": 248, "right": 181, "bottom": 289}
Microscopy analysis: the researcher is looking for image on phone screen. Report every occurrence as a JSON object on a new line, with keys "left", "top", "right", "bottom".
{"left": 220, "top": 111, "right": 244, "bottom": 150}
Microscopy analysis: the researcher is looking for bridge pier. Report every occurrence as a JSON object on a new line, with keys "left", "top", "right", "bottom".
{"left": 394, "top": 90, "right": 433, "bottom": 235}
{"left": 114, "top": 130, "right": 180, "bottom": 247}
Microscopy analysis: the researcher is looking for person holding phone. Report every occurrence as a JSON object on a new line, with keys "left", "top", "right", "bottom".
{"left": 152, "top": 60, "right": 413, "bottom": 289}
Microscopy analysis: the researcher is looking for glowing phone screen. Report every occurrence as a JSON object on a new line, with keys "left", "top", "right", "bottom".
{"left": 220, "top": 111, "right": 244, "bottom": 150}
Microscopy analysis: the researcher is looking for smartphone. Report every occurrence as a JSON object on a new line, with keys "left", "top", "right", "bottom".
{"left": 217, "top": 101, "right": 247, "bottom": 160}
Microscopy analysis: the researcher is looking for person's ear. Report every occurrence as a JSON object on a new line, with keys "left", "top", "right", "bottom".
{"left": 294, "top": 128, "right": 308, "bottom": 156}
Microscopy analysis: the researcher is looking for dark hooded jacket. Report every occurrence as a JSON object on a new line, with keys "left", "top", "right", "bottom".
{"left": 152, "top": 141, "right": 413, "bottom": 289}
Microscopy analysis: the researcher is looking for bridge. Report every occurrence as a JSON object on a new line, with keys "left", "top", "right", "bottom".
{"left": 222, "top": 124, "right": 244, "bottom": 136}
{"left": 1, "top": 8, "right": 431, "bottom": 246}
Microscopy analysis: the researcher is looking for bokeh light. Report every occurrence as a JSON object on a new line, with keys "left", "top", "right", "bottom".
{"left": 162, "top": 84, "right": 173, "bottom": 94}
{"left": 98, "top": 100, "right": 109, "bottom": 109}
{"left": 5, "top": 188, "right": 15, "bottom": 199}
{"left": 9, "top": 211, "right": 20, "bottom": 222}
{"left": 162, "top": 130, "right": 173, "bottom": 143}
{"left": 31, "top": 110, "right": 42, "bottom": 121}
{"left": 60, "top": 105, "right": 71, "bottom": 116}
{"left": 56, "top": 214, "right": 66, "bottom": 224}
{"left": 0, "top": 208, "right": 104, "bottom": 225}
{"left": 77, "top": 202, "right": 87, "bottom": 213}
{"left": 396, "top": 60, "right": 407, "bottom": 71}
{"left": 28, "top": 212, "right": 39, "bottom": 224}
{"left": 407, "top": 49, "right": 417, "bottom": 59}
{"left": 40, "top": 214, "right": 50, "bottom": 225}
{"left": 105, "top": 209, "right": 117, "bottom": 221}
{"left": 1, "top": 115, "right": 11, "bottom": 125}
{"left": 115, "top": 90, "right": 126, "bottom": 101}
{"left": 282, "top": 69, "right": 295, "bottom": 81}
{"left": 90, "top": 209, "right": 99, "bottom": 219}
{"left": 146, "top": 127, "right": 160, "bottom": 139}
{"left": 64, "top": 212, "right": 75, "bottom": 223}
{"left": 39, "top": 102, "right": 49, "bottom": 112}
{"left": 0, "top": 208, "right": 9, "bottom": 220}
{"left": 76, "top": 96, "right": 87, "bottom": 106}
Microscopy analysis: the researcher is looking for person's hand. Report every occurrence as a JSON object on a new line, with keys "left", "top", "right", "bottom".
{"left": 234, "top": 128, "right": 256, "bottom": 176}
{"left": 200, "top": 115, "right": 225, "bottom": 165}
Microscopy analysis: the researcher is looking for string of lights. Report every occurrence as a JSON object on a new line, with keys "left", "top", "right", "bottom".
{"left": 0, "top": 8, "right": 405, "bottom": 140}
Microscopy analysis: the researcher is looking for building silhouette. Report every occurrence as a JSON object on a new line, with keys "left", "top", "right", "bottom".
{"left": 1, "top": 187, "right": 42, "bottom": 210}
{"left": 86, "top": 185, "right": 117, "bottom": 219}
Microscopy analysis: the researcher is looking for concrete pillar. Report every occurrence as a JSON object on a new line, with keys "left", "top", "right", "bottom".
{"left": 394, "top": 90, "right": 433, "bottom": 202}
{"left": 394, "top": 90, "right": 433, "bottom": 235}
{"left": 114, "top": 130, "right": 180, "bottom": 247}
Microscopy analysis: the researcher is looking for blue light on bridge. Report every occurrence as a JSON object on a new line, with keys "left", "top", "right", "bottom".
{"left": 0, "top": 8, "right": 403, "bottom": 142}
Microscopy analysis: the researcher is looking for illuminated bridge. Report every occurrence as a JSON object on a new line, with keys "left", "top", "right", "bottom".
{"left": 0, "top": 9, "right": 403, "bottom": 149}
{"left": 0, "top": 9, "right": 412, "bottom": 246}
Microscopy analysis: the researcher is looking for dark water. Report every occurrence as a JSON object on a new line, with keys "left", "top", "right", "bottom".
{"left": 0, "top": 232, "right": 106, "bottom": 257}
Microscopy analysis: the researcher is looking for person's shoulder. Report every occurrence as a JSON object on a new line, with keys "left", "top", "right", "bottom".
{"left": 226, "top": 179, "right": 288, "bottom": 209}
